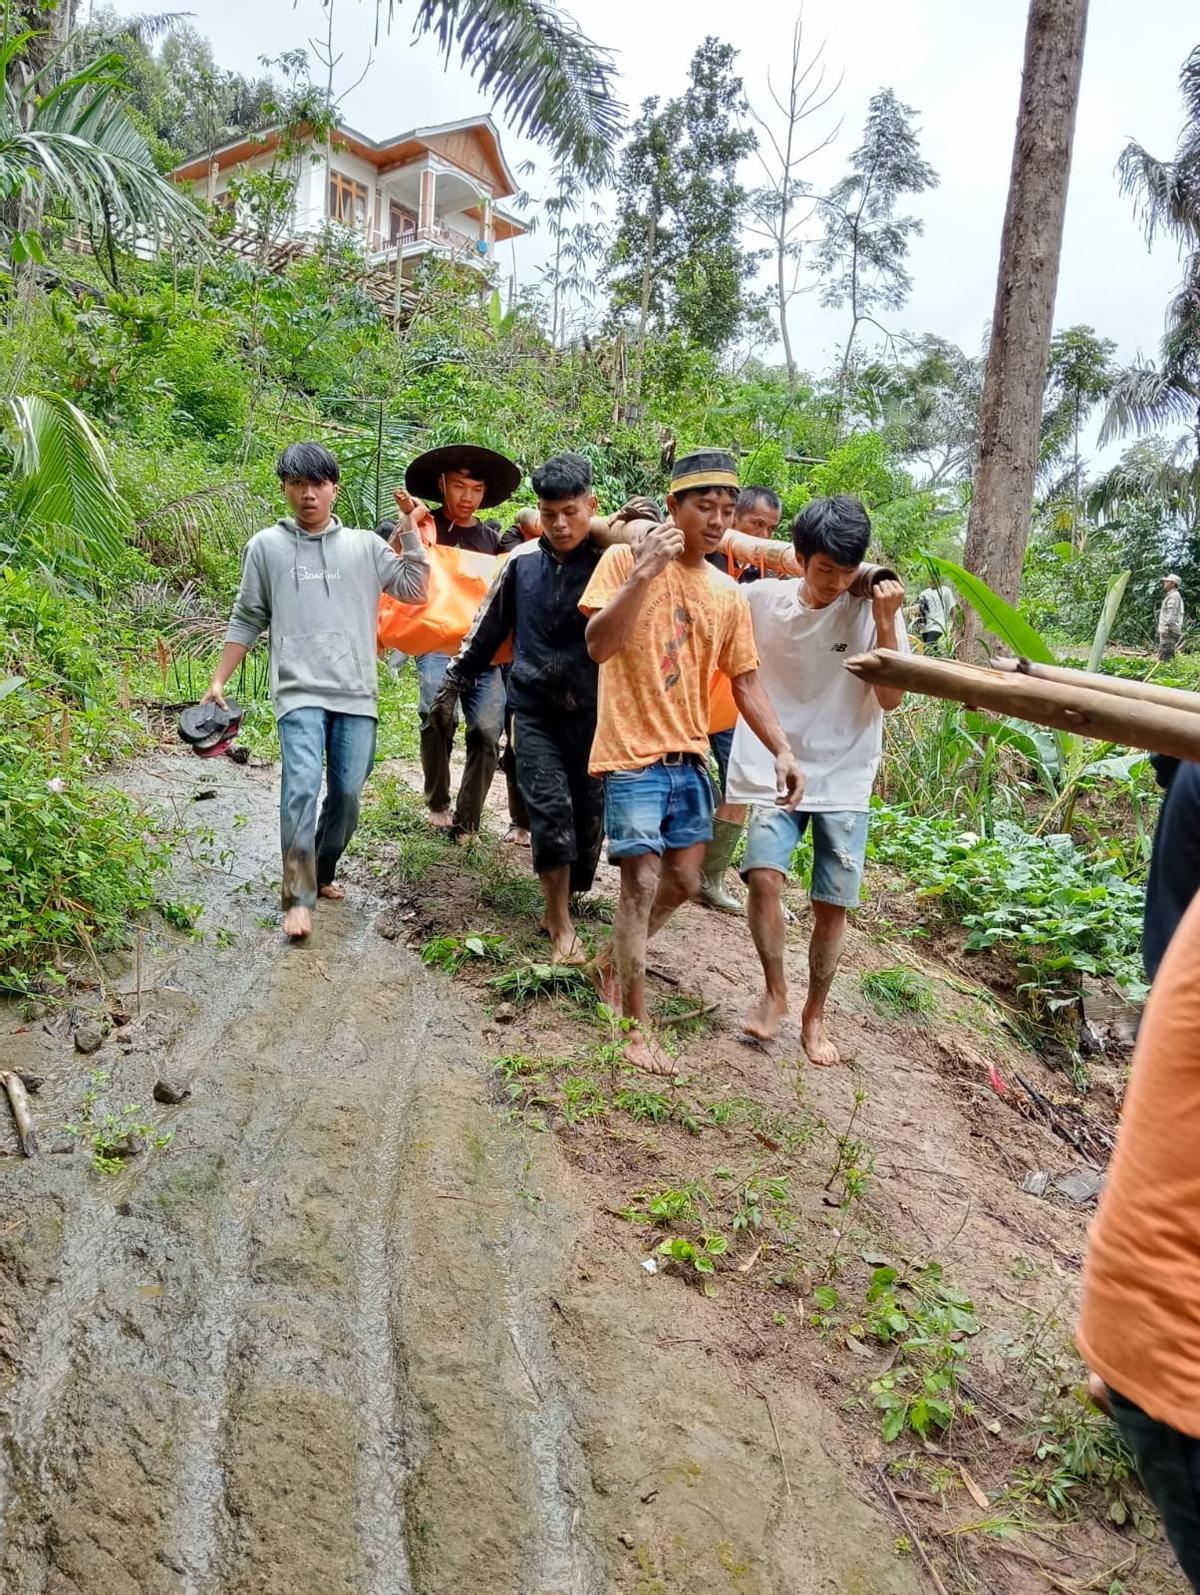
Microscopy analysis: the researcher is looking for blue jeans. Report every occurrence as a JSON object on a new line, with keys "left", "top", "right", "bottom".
{"left": 709, "top": 728, "right": 735, "bottom": 800}
{"left": 416, "top": 653, "right": 505, "bottom": 833}
{"left": 277, "top": 708, "right": 377, "bottom": 909}
{"left": 603, "top": 760, "right": 714, "bottom": 861}
{"left": 741, "top": 807, "right": 870, "bottom": 909}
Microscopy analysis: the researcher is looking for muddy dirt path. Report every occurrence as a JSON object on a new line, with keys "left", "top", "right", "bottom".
{"left": 0, "top": 752, "right": 917, "bottom": 1595}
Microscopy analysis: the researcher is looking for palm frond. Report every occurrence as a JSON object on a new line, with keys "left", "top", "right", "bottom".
{"left": 1088, "top": 439, "right": 1200, "bottom": 524}
{"left": 133, "top": 482, "right": 270, "bottom": 569}
{"left": 4, "top": 394, "right": 131, "bottom": 572}
{"left": 1099, "top": 364, "right": 1200, "bottom": 447}
{"left": 1, "top": 50, "right": 206, "bottom": 250}
{"left": 1179, "top": 45, "right": 1200, "bottom": 158}
{"left": 411, "top": 0, "right": 623, "bottom": 183}
{"left": 1117, "top": 142, "right": 1200, "bottom": 245}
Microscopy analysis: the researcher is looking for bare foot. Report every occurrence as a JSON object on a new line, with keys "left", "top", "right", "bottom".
{"left": 624, "top": 1028, "right": 677, "bottom": 1078}
{"left": 586, "top": 948, "right": 621, "bottom": 1011}
{"left": 317, "top": 882, "right": 345, "bottom": 900}
{"left": 801, "top": 1010, "right": 841, "bottom": 1066}
{"left": 505, "top": 825, "right": 532, "bottom": 848}
{"left": 742, "top": 989, "right": 788, "bottom": 1043}
{"left": 549, "top": 930, "right": 586, "bottom": 966}
{"left": 281, "top": 905, "right": 312, "bottom": 940}
{"left": 428, "top": 809, "right": 453, "bottom": 831}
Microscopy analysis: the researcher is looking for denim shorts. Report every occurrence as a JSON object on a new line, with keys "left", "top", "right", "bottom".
{"left": 604, "top": 760, "right": 714, "bottom": 860}
{"left": 708, "top": 728, "right": 735, "bottom": 800}
{"left": 741, "top": 807, "right": 869, "bottom": 908}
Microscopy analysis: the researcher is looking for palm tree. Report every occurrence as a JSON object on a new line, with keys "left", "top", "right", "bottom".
{"left": 367, "top": 0, "right": 623, "bottom": 184}
{"left": 1, "top": 31, "right": 204, "bottom": 269}
{"left": 1102, "top": 47, "right": 1200, "bottom": 460}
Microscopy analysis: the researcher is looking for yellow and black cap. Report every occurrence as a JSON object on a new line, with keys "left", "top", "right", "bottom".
{"left": 669, "top": 449, "right": 739, "bottom": 495}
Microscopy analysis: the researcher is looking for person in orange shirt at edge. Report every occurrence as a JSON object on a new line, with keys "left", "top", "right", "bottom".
{"left": 580, "top": 449, "right": 803, "bottom": 1078}
{"left": 1078, "top": 887, "right": 1200, "bottom": 1591}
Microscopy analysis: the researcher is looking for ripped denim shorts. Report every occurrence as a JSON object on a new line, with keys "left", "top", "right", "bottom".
{"left": 740, "top": 808, "right": 869, "bottom": 909}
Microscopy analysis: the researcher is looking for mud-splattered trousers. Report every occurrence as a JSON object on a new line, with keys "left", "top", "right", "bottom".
{"left": 512, "top": 711, "right": 604, "bottom": 892}
{"left": 277, "top": 708, "right": 378, "bottom": 909}
{"left": 417, "top": 652, "right": 505, "bottom": 834}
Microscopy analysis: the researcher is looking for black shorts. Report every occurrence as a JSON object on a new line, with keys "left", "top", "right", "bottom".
{"left": 512, "top": 710, "right": 604, "bottom": 893}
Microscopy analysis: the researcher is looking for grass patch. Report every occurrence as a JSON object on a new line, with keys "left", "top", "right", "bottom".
{"left": 489, "top": 960, "right": 595, "bottom": 1008}
{"left": 859, "top": 965, "right": 937, "bottom": 1020}
{"left": 355, "top": 775, "right": 455, "bottom": 882}
{"left": 421, "top": 932, "right": 509, "bottom": 974}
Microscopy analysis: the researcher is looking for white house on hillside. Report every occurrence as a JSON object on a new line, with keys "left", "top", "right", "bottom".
{"left": 169, "top": 115, "right": 527, "bottom": 279}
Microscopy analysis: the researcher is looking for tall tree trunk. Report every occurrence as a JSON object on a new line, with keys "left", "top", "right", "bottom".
{"left": 960, "top": 0, "right": 1089, "bottom": 652}
{"left": 776, "top": 223, "right": 796, "bottom": 389}
{"left": 632, "top": 207, "right": 657, "bottom": 404}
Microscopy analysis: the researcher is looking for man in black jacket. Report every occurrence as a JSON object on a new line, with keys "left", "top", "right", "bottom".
{"left": 431, "top": 454, "right": 605, "bottom": 962}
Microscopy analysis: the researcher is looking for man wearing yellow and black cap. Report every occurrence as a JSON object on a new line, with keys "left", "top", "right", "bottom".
{"left": 579, "top": 449, "right": 803, "bottom": 1077}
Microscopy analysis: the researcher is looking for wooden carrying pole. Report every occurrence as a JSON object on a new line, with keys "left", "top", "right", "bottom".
{"left": 991, "top": 656, "right": 1200, "bottom": 717}
{"left": 846, "top": 649, "right": 1200, "bottom": 764}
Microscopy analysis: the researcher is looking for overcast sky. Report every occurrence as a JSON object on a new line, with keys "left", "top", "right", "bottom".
{"left": 188, "top": 0, "right": 1194, "bottom": 435}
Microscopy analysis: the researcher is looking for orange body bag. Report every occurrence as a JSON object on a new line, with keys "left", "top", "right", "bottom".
{"left": 377, "top": 544, "right": 511, "bottom": 663}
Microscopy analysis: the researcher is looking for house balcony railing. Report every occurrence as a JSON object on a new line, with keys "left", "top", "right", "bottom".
{"left": 366, "top": 220, "right": 490, "bottom": 265}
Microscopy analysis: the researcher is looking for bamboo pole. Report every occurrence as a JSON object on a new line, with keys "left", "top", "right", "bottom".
{"left": 2, "top": 1072, "right": 39, "bottom": 1158}
{"left": 991, "top": 656, "right": 1200, "bottom": 717}
{"left": 846, "top": 649, "right": 1200, "bottom": 763}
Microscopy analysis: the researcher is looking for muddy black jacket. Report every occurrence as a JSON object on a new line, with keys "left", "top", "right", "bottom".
{"left": 447, "top": 535, "right": 603, "bottom": 715}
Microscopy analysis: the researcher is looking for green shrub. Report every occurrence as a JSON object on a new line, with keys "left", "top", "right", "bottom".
{"left": 0, "top": 752, "right": 169, "bottom": 991}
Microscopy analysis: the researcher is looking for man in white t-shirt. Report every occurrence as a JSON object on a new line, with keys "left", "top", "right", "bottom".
{"left": 726, "top": 495, "right": 907, "bottom": 1065}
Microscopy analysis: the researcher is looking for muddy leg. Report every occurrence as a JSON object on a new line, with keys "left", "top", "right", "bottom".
{"left": 613, "top": 854, "right": 676, "bottom": 1077}
{"left": 277, "top": 708, "right": 325, "bottom": 935}
{"left": 801, "top": 901, "right": 847, "bottom": 1065}
{"left": 645, "top": 841, "right": 706, "bottom": 939}
{"left": 743, "top": 868, "right": 789, "bottom": 1040}
{"left": 539, "top": 867, "right": 582, "bottom": 964}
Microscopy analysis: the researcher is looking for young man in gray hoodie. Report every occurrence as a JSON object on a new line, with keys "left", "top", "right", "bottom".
{"left": 204, "top": 443, "right": 429, "bottom": 939}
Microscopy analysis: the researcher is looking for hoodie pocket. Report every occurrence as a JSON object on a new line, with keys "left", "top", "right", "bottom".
{"left": 276, "top": 631, "right": 366, "bottom": 697}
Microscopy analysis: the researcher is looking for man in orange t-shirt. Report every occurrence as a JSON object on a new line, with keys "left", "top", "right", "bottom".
{"left": 580, "top": 449, "right": 802, "bottom": 1077}
{"left": 1079, "top": 888, "right": 1200, "bottom": 1589}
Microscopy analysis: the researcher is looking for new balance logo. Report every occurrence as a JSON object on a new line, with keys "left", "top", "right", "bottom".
{"left": 832, "top": 642, "right": 848, "bottom": 653}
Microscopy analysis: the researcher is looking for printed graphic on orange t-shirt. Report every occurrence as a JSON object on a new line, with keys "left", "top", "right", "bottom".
{"left": 579, "top": 545, "right": 758, "bottom": 774}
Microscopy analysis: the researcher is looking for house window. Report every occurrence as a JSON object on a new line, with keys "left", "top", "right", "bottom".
{"left": 389, "top": 202, "right": 417, "bottom": 243}
{"left": 328, "top": 170, "right": 369, "bottom": 228}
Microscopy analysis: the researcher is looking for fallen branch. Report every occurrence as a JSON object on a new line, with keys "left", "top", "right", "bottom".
{"left": 659, "top": 1000, "right": 720, "bottom": 1028}
{"left": 877, "top": 1465, "right": 950, "bottom": 1595}
{"left": 846, "top": 649, "right": 1200, "bottom": 762}
{"left": 2, "top": 1072, "right": 39, "bottom": 1157}
{"left": 750, "top": 1384, "right": 792, "bottom": 1498}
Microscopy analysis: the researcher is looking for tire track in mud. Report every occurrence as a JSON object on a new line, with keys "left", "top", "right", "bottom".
{"left": 0, "top": 757, "right": 597, "bottom": 1595}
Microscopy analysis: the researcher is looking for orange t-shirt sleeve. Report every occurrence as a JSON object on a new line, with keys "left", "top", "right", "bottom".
{"left": 579, "top": 545, "right": 633, "bottom": 614}
{"left": 717, "top": 591, "right": 759, "bottom": 679}
{"left": 1078, "top": 891, "right": 1200, "bottom": 1435}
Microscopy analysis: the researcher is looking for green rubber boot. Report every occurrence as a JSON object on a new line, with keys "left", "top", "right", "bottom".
{"left": 700, "top": 818, "right": 745, "bottom": 915}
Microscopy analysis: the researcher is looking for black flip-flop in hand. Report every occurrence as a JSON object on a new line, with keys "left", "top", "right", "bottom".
{"left": 179, "top": 700, "right": 245, "bottom": 759}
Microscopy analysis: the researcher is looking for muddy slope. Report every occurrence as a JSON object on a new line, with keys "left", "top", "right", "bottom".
{"left": 0, "top": 753, "right": 916, "bottom": 1595}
